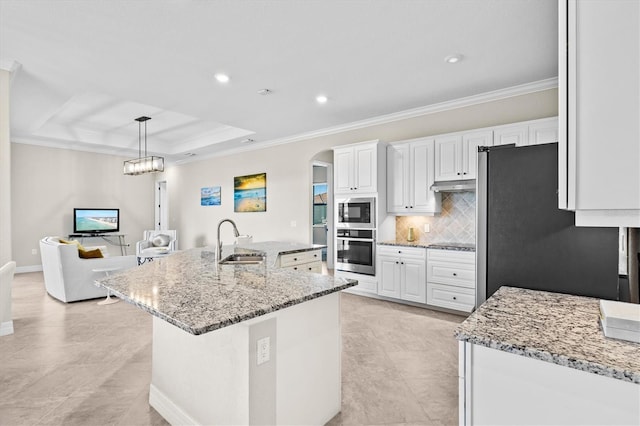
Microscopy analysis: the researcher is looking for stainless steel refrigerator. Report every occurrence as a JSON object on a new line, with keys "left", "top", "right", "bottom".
{"left": 476, "top": 143, "right": 621, "bottom": 306}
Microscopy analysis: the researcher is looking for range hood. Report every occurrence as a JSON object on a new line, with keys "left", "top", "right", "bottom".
{"left": 430, "top": 179, "right": 476, "bottom": 193}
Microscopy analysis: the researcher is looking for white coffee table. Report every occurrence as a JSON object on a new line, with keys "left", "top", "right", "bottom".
{"left": 93, "top": 266, "right": 122, "bottom": 305}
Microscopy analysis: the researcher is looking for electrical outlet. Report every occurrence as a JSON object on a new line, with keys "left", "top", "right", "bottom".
{"left": 31, "top": 248, "right": 38, "bottom": 255}
{"left": 424, "top": 224, "right": 430, "bottom": 233}
{"left": 257, "top": 336, "right": 270, "bottom": 365}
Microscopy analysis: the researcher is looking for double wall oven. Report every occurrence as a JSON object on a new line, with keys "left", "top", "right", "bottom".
{"left": 336, "top": 197, "right": 376, "bottom": 275}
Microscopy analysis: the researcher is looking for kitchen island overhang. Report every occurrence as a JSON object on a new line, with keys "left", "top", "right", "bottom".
{"left": 97, "top": 242, "right": 357, "bottom": 425}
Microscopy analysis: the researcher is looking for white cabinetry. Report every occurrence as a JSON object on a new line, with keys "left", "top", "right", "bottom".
{"left": 427, "top": 249, "right": 475, "bottom": 312}
{"left": 278, "top": 249, "right": 323, "bottom": 273}
{"left": 493, "top": 118, "right": 558, "bottom": 147}
{"left": 377, "top": 245, "right": 426, "bottom": 303}
{"left": 387, "top": 138, "right": 441, "bottom": 215}
{"left": 333, "top": 141, "right": 379, "bottom": 194}
{"left": 434, "top": 130, "right": 492, "bottom": 181}
{"left": 459, "top": 342, "right": 640, "bottom": 425}
{"left": 559, "top": 0, "right": 640, "bottom": 226}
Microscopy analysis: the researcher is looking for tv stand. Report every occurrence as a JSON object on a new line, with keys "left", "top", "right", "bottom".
{"left": 68, "top": 233, "right": 128, "bottom": 256}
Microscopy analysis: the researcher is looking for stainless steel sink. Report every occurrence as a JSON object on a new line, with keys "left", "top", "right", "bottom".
{"left": 219, "top": 253, "right": 266, "bottom": 265}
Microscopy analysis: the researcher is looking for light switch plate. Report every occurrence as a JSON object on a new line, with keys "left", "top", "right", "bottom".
{"left": 257, "top": 336, "right": 270, "bottom": 365}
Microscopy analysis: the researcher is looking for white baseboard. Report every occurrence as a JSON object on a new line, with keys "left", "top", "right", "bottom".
{"left": 16, "top": 265, "right": 43, "bottom": 274}
{"left": 0, "top": 320, "right": 14, "bottom": 336}
{"left": 149, "top": 383, "right": 199, "bottom": 426}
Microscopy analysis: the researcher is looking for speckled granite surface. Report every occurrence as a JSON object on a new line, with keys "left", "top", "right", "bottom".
{"left": 455, "top": 286, "right": 640, "bottom": 384}
{"left": 97, "top": 242, "right": 355, "bottom": 335}
{"left": 378, "top": 241, "right": 476, "bottom": 252}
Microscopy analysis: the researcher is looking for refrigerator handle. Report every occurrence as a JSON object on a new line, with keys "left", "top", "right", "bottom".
{"left": 476, "top": 149, "right": 488, "bottom": 307}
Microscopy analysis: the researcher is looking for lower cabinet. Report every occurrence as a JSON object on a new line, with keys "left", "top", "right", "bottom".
{"left": 377, "top": 245, "right": 426, "bottom": 303}
{"left": 427, "top": 249, "right": 475, "bottom": 312}
{"left": 278, "top": 249, "right": 323, "bottom": 273}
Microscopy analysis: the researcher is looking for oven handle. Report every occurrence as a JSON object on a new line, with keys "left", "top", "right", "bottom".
{"left": 336, "top": 237, "right": 376, "bottom": 243}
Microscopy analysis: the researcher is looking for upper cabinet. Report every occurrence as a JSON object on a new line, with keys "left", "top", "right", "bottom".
{"left": 559, "top": 0, "right": 640, "bottom": 226}
{"left": 493, "top": 118, "right": 559, "bottom": 147}
{"left": 387, "top": 138, "right": 441, "bottom": 215}
{"left": 334, "top": 140, "right": 383, "bottom": 195}
{"left": 435, "top": 130, "right": 493, "bottom": 181}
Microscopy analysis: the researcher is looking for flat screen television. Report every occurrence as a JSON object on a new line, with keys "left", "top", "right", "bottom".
{"left": 73, "top": 208, "right": 120, "bottom": 234}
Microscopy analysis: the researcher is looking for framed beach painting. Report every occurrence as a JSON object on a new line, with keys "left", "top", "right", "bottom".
{"left": 234, "top": 173, "right": 266, "bottom": 212}
{"left": 201, "top": 186, "right": 221, "bottom": 206}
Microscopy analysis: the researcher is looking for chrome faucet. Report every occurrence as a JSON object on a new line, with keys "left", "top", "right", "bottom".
{"left": 217, "top": 219, "right": 240, "bottom": 258}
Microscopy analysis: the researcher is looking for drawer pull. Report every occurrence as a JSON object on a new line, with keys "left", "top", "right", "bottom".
{"left": 314, "top": 254, "right": 318, "bottom": 257}
{"left": 294, "top": 267, "right": 298, "bottom": 270}
{"left": 452, "top": 273, "right": 457, "bottom": 276}
{"left": 452, "top": 296, "right": 457, "bottom": 300}
{"left": 308, "top": 267, "right": 312, "bottom": 271}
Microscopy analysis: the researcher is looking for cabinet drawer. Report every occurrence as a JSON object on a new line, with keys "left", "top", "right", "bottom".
{"left": 282, "top": 261, "right": 322, "bottom": 274}
{"left": 427, "top": 248, "right": 474, "bottom": 264}
{"left": 279, "top": 250, "right": 322, "bottom": 267}
{"left": 427, "top": 283, "right": 475, "bottom": 312}
{"left": 427, "top": 261, "right": 475, "bottom": 288}
{"left": 377, "top": 245, "right": 426, "bottom": 259}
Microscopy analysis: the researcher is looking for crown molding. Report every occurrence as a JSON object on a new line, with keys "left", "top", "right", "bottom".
{"left": 176, "top": 77, "right": 558, "bottom": 165}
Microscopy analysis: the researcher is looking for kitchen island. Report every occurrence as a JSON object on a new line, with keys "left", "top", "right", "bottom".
{"left": 455, "top": 286, "right": 640, "bottom": 425}
{"left": 97, "top": 242, "right": 357, "bottom": 426}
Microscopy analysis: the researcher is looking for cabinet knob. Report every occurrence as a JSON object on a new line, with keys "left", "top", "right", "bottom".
{"left": 294, "top": 267, "right": 298, "bottom": 270}
{"left": 409, "top": 206, "right": 413, "bottom": 208}
{"left": 308, "top": 267, "right": 312, "bottom": 271}
{"left": 398, "top": 250, "right": 402, "bottom": 253}
{"left": 294, "top": 257, "right": 298, "bottom": 261}
{"left": 405, "top": 206, "right": 409, "bottom": 209}
{"left": 313, "top": 254, "right": 318, "bottom": 257}
{"left": 452, "top": 272, "right": 457, "bottom": 276}
{"left": 457, "top": 172, "right": 461, "bottom": 175}
{"left": 401, "top": 262, "right": 404, "bottom": 265}
{"left": 463, "top": 172, "right": 467, "bottom": 175}
{"left": 453, "top": 296, "right": 457, "bottom": 300}
{"left": 395, "top": 261, "right": 399, "bottom": 264}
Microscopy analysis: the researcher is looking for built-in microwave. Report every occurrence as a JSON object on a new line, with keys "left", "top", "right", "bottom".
{"left": 336, "top": 197, "right": 375, "bottom": 229}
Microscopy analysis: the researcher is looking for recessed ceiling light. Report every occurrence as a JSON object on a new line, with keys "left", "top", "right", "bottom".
{"left": 444, "top": 54, "right": 463, "bottom": 64}
{"left": 316, "top": 95, "right": 328, "bottom": 104}
{"left": 214, "top": 73, "right": 230, "bottom": 83}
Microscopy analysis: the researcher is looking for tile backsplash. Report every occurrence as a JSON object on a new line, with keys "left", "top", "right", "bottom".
{"left": 395, "top": 192, "right": 476, "bottom": 244}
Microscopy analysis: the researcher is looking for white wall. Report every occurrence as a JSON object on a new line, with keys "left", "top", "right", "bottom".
{"left": 0, "top": 70, "right": 12, "bottom": 266}
{"left": 169, "top": 89, "right": 559, "bottom": 249}
{"left": 11, "top": 144, "right": 156, "bottom": 268}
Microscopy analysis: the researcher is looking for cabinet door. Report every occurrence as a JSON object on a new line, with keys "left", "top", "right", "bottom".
{"left": 462, "top": 130, "right": 492, "bottom": 180}
{"left": 400, "top": 258, "right": 426, "bottom": 303}
{"left": 377, "top": 256, "right": 401, "bottom": 298}
{"left": 528, "top": 118, "right": 558, "bottom": 145}
{"left": 411, "top": 139, "right": 440, "bottom": 213}
{"left": 354, "top": 145, "right": 377, "bottom": 193}
{"left": 434, "top": 136, "right": 462, "bottom": 181}
{"left": 387, "top": 144, "right": 410, "bottom": 213}
{"left": 334, "top": 148, "right": 354, "bottom": 193}
{"left": 559, "top": 0, "right": 640, "bottom": 221}
{"left": 493, "top": 125, "right": 529, "bottom": 147}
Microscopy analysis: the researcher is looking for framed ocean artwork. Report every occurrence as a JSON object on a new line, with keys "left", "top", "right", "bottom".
{"left": 201, "top": 186, "right": 221, "bottom": 206}
{"left": 234, "top": 173, "right": 266, "bottom": 212}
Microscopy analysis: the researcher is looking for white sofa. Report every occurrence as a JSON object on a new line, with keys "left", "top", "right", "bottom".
{"left": 39, "top": 236, "right": 137, "bottom": 303}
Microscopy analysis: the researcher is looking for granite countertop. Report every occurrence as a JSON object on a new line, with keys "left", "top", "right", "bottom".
{"left": 378, "top": 240, "right": 476, "bottom": 252}
{"left": 455, "top": 286, "right": 640, "bottom": 384}
{"left": 97, "top": 242, "right": 356, "bottom": 336}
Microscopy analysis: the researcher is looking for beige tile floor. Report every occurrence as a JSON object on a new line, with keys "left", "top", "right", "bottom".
{"left": 1, "top": 272, "right": 465, "bottom": 425}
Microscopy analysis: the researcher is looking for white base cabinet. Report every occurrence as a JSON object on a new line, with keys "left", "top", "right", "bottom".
{"left": 377, "top": 245, "right": 426, "bottom": 303}
{"left": 459, "top": 342, "right": 640, "bottom": 425}
{"left": 427, "top": 249, "right": 475, "bottom": 313}
{"left": 278, "top": 249, "right": 322, "bottom": 273}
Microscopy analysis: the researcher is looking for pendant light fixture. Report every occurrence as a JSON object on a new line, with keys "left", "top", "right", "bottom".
{"left": 123, "top": 116, "right": 164, "bottom": 175}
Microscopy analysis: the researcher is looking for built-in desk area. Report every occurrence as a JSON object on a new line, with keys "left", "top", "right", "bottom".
{"left": 68, "top": 233, "right": 128, "bottom": 256}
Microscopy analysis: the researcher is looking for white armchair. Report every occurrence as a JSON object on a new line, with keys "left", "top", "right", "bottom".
{"left": 136, "top": 230, "right": 177, "bottom": 259}
{"left": 40, "top": 237, "right": 137, "bottom": 303}
{"left": 0, "top": 261, "right": 16, "bottom": 336}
